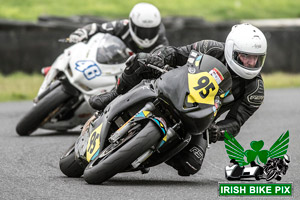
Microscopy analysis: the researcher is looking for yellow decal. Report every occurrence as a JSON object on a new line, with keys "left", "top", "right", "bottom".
{"left": 187, "top": 72, "right": 219, "bottom": 105}
{"left": 162, "top": 135, "right": 167, "bottom": 142}
{"left": 143, "top": 111, "right": 150, "bottom": 117}
{"left": 86, "top": 123, "right": 103, "bottom": 162}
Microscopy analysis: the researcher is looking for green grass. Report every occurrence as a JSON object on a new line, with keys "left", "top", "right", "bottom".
{"left": 0, "top": 0, "right": 299, "bottom": 22}
{"left": 0, "top": 72, "right": 300, "bottom": 102}
{"left": 262, "top": 72, "right": 300, "bottom": 89}
{"left": 0, "top": 72, "right": 44, "bottom": 102}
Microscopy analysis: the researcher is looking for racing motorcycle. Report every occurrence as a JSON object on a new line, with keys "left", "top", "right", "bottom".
{"left": 59, "top": 50, "right": 233, "bottom": 184}
{"left": 16, "top": 33, "right": 130, "bottom": 136}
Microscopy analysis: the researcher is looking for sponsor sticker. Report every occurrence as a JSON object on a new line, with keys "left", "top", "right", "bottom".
{"left": 209, "top": 68, "right": 224, "bottom": 84}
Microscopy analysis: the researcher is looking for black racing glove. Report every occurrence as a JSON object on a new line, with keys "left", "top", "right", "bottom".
{"left": 204, "top": 123, "right": 224, "bottom": 143}
{"left": 146, "top": 55, "right": 164, "bottom": 69}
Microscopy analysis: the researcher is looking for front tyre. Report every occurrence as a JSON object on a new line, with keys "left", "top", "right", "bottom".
{"left": 59, "top": 144, "right": 86, "bottom": 177}
{"left": 16, "top": 84, "right": 71, "bottom": 136}
{"left": 83, "top": 121, "right": 161, "bottom": 184}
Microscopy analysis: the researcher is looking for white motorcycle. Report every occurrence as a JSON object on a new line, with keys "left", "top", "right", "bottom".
{"left": 16, "top": 33, "right": 130, "bottom": 136}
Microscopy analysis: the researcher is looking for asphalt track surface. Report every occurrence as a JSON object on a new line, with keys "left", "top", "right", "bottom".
{"left": 0, "top": 88, "right": 299, "bottom": 200}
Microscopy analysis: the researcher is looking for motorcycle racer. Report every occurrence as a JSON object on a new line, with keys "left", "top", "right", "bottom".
{"left": 89, "top": 23, "right": 267, "bottom": 176}
{"left": 68, "top": 2, "right": 169, "bottom": 53}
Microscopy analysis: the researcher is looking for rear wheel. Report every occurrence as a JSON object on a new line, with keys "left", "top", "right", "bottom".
{"left": 83, "top": 121, "right": 161, "bottom": 184}
{"left": 16, "top": 84, "right": 71, "bottom": 136}
{"left": 59, "top": 144, "right": 86, "bottom": 177}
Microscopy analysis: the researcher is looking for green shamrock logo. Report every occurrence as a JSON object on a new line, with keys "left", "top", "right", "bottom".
{"left": 245, "top": 140, "right": 269, "bottom": 164}
{"left": 224, "top": 130, "right": 289, "bottom": 166}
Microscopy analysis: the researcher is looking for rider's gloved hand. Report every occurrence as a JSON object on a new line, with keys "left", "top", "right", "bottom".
{"left": 146, "top": 55, "right": 164, "bottom": 68}
{"left": 69, "top": 28, "right": 88, "bottom": 43}
{"left": 204, "top": 123, "right": 223, "bottom": 143}
{"left": 69, "top": 23, "right": 98, "bottom": 43}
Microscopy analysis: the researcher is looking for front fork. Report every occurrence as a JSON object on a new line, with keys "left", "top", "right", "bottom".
{"left": 131, "top": 122, "right": 182, "bottom": 169}
{"left": 108, "top": 102, "right": 157, "bottom": 144}
{"left": 206, "top": 129, "right": 211, "bottom": 149}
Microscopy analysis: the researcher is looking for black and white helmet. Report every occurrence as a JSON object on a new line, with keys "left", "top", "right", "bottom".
{"left": 225, "top": 24, "right": 267, "bottom": 79}
{"left": 129, "top": 3, "right": 161, "bottom": 48}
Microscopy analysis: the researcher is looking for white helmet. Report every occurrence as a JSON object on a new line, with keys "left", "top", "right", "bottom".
{"left": 129, "top": 3, "right": 161, "bottom": 48}
{"left": 224, "top": 23, "right": 267, "bottom": 79}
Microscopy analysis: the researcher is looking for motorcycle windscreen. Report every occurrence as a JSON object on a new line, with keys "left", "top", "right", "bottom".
{"left": 96, "top": 34, "right": 130, "bottom": 64}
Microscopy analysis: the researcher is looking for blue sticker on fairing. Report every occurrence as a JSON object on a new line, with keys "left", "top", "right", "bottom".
{"left": 75, "top": 60, "right": 102, "bottom": 80}
{"left": 224, "top": 90, "right": 230, "bottom": 97}
{"left": 153, "top": 118, "right": 166, "bottom": 134}
{"left": 196, "top": 55, "right": 203, "bottom": 61}
{"left": 91, "top": 149, "right": 100, "bottom": 161}
{"left": 135, "top": 112, "right": 146, "bottom": 118}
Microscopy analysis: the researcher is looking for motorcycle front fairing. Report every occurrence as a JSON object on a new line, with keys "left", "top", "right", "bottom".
{"left": 67, "top": 33, "right": 128, "bottom": 97}
{"left": 156, "top": 52, "right": 232, "bottom": 134}
{"left": 75, "top": 79, "right": 160, "bottom": 163}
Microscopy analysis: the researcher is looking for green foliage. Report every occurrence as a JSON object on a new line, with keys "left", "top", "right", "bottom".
{"left": 0, "top": 0, "right": 300, "bottom": 21}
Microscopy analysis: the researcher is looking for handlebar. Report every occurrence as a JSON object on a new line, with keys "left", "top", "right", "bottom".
{"left": 137, "top": 59, "right": 171, "bottom": 74}
{"left": 58, "top": 38, "right": 88, "bottom": 44}
{"left": 58, "top": 38, "right": 72, "bottom": 43}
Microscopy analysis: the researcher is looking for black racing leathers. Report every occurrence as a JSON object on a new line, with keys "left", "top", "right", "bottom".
{"left": 151, "top": 40, "right": 265, "bottom": 139}
{"left": 81, "top": 19, "right": 169, "bottom": 53}
{"left": 102, "top": 39, "right": 264, "bottom": 176}
{"left": 151, "top": 40, "right": 264, "bottom": 176}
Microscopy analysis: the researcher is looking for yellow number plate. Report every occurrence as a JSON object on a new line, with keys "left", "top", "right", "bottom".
{"left": 187, "top": 72, "right": 219, "bottom": 105}
{"left": 86, "top": 123, "right": 103, "bottom": 162}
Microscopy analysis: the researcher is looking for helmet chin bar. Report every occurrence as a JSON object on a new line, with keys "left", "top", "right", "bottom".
{"left": 129, "top": 28, "right": 159, "bottom": 48}
{"left": 228, "top": 59, "right": 262, "bottom": 79}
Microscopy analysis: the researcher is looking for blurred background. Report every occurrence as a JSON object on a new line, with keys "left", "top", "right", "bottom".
{"left": 1, "top": 0, "right": 300, "bottom": 101}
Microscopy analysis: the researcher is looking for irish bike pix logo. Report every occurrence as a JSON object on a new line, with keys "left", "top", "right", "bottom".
{"left": 224, "top": 130, "right": 290, "bottom": 182}
{"left": 219, "top": 131, "right": 292, "bottom": 197}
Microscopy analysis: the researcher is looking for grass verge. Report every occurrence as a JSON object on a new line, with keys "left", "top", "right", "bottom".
{"left": 0, "top": 72, "right": 44, "bottom": 102}
{"left": 0, "top": 72, "right": 300, "bottom": 102}
{"left": 0, "top": 0, "right": 300, "bottom": 22}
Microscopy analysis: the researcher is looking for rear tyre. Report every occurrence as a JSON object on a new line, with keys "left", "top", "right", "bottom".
{"left": 83, "top": 121, "right": 161, "bottom": 184}
{"left": 59, "top": 144, "right": 85, "bottom": 177}
{"left": 16, "top": 85, "right": 71, "bottom": 136}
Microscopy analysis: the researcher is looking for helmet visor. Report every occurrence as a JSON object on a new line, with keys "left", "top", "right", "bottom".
{"left": 233, "top": 51, "right": 266, "bottom": 70}
{"left": 130, "top": 19, "right": 160, "bottom": 40}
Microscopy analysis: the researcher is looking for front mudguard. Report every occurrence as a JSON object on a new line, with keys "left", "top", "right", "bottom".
{"left": 74, "top": 113, "right": 111, "bottom": 162}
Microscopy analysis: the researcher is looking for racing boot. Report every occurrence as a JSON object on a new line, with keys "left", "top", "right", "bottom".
{"left": 89, "top": 88, "right": 119, "bottom": 111}
{"left": 88, "top": 53, "right": 148, "bottom": 111}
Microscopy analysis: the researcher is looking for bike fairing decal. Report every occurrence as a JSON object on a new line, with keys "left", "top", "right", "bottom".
{"left": 135, "top": 111, "right": 150, "bottom": 118}
{"left": 134, "top": 111, "right": 167, "bottom": 135}
{"left": 152, "top": 118, "right": 166, "bottom": 134}
{"left": 194, "top": 55, "right": 203, "bottom": 67}
{"left": 86, "top": 123, "right": 103, "bottom": 162}
{"left": 220, "top": 90, "right": 230, "bottom": 98}
{"left": 187, "top": 72, "right": 219, "bottom": 105}
{"left": 75, "top": 60, "right": 102, "bottom": 80}
{"left": 209, "top": 68, "right": 224, "bottom": 85}
{"left": 114, "top": 111, "right": 151, "bottom": 134}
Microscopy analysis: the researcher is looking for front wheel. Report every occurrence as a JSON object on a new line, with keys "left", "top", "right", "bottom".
{"left": 59, "top": 144, "right": 86, "bottom": 177}
{"left": 83, "top": 121, "right": 162, "bottom": 184}
{"left": 16, "top": 84, "right": 71, "bottom": 136}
